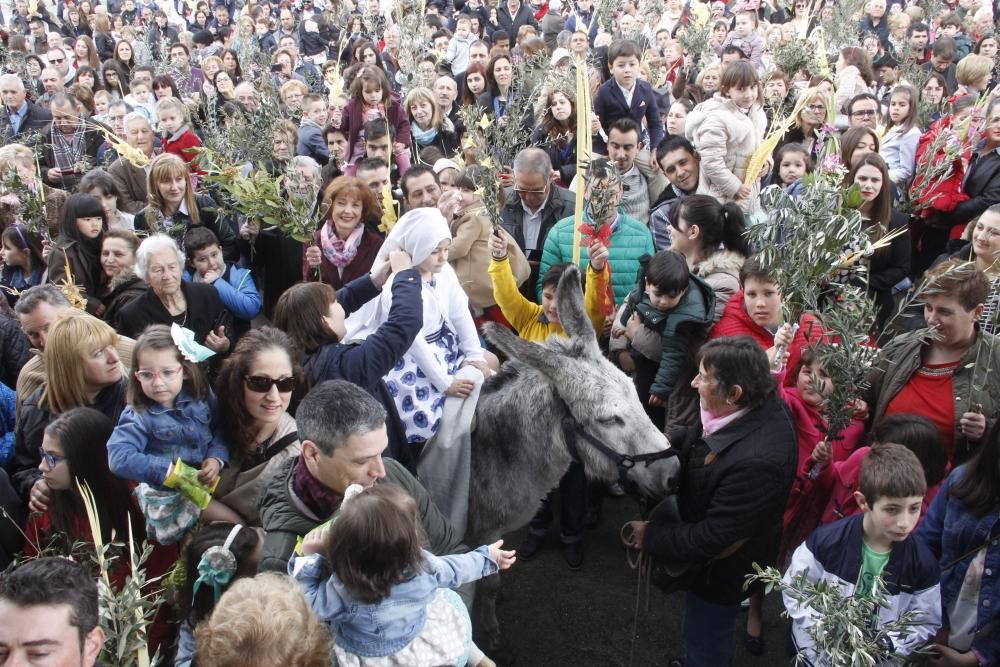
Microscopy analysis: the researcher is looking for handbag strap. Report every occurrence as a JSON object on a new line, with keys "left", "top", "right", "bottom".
{"left": 264, "top": 431, "right": 299, "bottom": 461}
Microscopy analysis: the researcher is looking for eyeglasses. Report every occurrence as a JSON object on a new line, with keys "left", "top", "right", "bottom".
{"left": 48, "top": 57, "right": 65, "bottom": 64}
{"left": 514, "top": 187, "right": 548, "bottom": 195}
{"left": 850, "top": 109, "right": 877, "bottom": 118}
{"left": 38, "top": 447, "right": 67, "bottom": 468}
{"left": 244, "top": 375, "right": 296, "bottom": 393}
{"left": 806, "top": 103, "right": 826, "bottom": 112}
{"left": 135, "top": 366, "right": 183, "bottom": 383}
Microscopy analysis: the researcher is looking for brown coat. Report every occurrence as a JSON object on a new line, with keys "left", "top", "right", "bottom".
{"left": 448, "top": 209, "right": 530, "bottom": 310}
{"left": 108, "top": 157, "right": 149, "bottom": 214}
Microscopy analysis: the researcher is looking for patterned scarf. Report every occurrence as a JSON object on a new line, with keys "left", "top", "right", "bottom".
{"left": 291, "top": 455, "right": 344, "bottom": 519}
{"left": 50, "top": 124, "right": 85, "bottom": 171}
{"left": 320, "top": 222, "right": 364, "bottom": 268}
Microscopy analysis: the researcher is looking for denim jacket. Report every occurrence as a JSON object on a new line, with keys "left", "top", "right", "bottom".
{"left": 917, "top": 464, "right": 1000, "bottom": 665}
{"left": 290, "top": 545, "right": 497, "bottom": 657}
{"left": 107, "top": 390, "right": 229, "bottom": 487}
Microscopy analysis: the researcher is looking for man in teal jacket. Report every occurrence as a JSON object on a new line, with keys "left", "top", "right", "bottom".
{"left": 537, "top": 157, "right": 655, "bottom": 304}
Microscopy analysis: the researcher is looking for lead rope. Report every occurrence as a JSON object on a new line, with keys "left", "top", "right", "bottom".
{"left": 621, "top": 522, "right": 652, "bottom": 667}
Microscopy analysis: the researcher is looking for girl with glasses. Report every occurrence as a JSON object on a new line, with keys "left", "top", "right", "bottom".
{"left": 107, "top": 324, "right": 242, "bottom": 544}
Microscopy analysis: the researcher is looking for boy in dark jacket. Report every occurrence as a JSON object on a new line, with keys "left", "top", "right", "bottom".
{"left": 610, "top": 250, "right": 715, "bottom": 426}
{"left": 784, "top": 443, "right": 941, "bottom": 664}
{"left": 593, "top": 39, "right": 665, "bottom": 154}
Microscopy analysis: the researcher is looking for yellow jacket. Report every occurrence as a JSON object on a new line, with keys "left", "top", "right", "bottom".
{"left": 488, "top": 256, "right": 609, "bottom": 343}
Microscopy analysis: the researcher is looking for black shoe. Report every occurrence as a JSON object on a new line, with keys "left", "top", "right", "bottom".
{"left": 562, "top": 541, "right": 583, "bottom": 570}
{"left": 518, "top": 532, "right": 544, "bottom": 560}
{"left": 667, "top": 659, "right": 684, "bottom": 667}
{"left": 744, "top": 628, "right": 765, "bottom": 656}
{"left": 584, "top": 507, "right": 601, "bottom": 529}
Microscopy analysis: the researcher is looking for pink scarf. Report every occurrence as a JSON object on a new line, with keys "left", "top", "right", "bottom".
{"left": 320, "top": 223, "right": 364, "bottom": 268}
{"left": 700, "top": 405, "right": 749, "bottom": 436}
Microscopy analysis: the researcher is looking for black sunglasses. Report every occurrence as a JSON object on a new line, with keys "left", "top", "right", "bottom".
{"left": 244, "top": 375, "right": 296, "bottom": 393}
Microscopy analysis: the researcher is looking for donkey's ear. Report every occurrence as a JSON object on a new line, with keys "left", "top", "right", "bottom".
{"left": 556, "top": 265, "right": 599, "bottom": 350}
{"left": 483, "top": 322, "right": 567, "bottom": 380}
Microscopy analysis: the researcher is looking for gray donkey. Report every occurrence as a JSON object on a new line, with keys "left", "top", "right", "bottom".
{"left": 466, "top": 265, "right": 679, "bottom": 654}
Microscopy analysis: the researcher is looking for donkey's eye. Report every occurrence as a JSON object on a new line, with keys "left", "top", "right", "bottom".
{"left": 597, "top": 416, "right": 624, "bottom": 426}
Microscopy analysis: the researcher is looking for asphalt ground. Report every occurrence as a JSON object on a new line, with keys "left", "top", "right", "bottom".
{"left": 476, "top": 492, "right": 792, "bottom": 667}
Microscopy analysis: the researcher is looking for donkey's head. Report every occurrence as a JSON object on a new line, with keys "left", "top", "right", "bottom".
{"left": 484, "top": 266, "right": 678, "bottom": 498}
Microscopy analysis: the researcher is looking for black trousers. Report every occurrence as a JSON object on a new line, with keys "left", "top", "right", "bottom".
{"left": 528, "top": 460, "right": 587, "bottom": 542}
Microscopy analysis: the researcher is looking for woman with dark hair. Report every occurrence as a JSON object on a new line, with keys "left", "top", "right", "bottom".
{"left": 100, "top": 59, "right": 129, "bottom": 96}
{"left": 840, "top": 125, "right": 881, "bottom": 170}
{"left": 626, "top": 336, "right": 797, "bottom": 666}
{"left": 74, "top": 65, "right": 101, "bottom": 91}
{"left": 476, "top": 54, "right": 514, "bottom": 121}
{"left": 47, "top": 193, "right": 108, "bottom": 316}
{"left": 213, "top": 327, "right": 303, "bottom": 524}
{"left": 23, "top": 408, "right": 137, "bottom": 557}
{"left": 220, "top": 48, "right": 243, "bottom": 83}
{"left": 152, "top": 74, "right": 182, "bottom": 101}
{"left": 461, "top": 62, "right": 488, "bottom": 107}
{"left": 530, "top": 85, "right": 579, "bottom": 187}
{"left": 272, "top": 250, "right": 421, "bottom": 472}
{"left": 918, "top": 421, "right": 1000, "bottom": 665}
{"left": 842, "top": 152, "right": 910, "bottom": 327}
{"left": 112, "top": 40, "right": 135, "bottom": 78}
{"left": 667, "top": 194, "right": 750, "bottom": 321}
{"left": 175, "top": 523, "right": 262, "bottom": 667}
{"left": 97, "top": 229, "right": 144, "bottom": 331}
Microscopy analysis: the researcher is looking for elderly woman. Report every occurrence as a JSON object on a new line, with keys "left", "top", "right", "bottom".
{"left": 280, "top": 79, "right": 309, "bottom": 115}
{"left": 303, "top": 176, "right": 382, "bottom": 289}
{"left": 775, "top": 87, "right": 834, "bottom": 164}
{"left": 12, "top": 311, "right": 127, "bottom": 516}
{"left": 212, "top": 328, "right": 303, "bottom": 525}
{"left": 135, "top": 153, "right": 237, "bottom": 261}
{"left": 98, "top": 229, "right": 144, "bottom": 332}
{"left": 627, "top": 336, "right": 797, "bottom": 667}
{"left": 116, "top": 234, "right": 232, "bottom": 354}
{"left": 863, "top": 260, "right": 1000, "bottom": 467}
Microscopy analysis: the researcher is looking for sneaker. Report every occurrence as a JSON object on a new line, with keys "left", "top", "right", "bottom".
{"left": 608, "top": 481, "right": 626, "bottom": 497}
{"left": 562, "top": 541, "right": 583, "bottom": 570}
{"left": 518, "top": 532, "right": 544, "bottom": 560}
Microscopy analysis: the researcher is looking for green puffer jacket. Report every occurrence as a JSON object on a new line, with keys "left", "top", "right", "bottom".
{"left": 863, "top": 330, "right": 1000, "bottom": 465}
{"left": 536, "top": 213, "right": 655, "bottom": 304}
{"left": 621, "top": 271, "right": 716, "bottom": 398}
{"left": 257, "top": 456, "right": 467, "bottom": 575}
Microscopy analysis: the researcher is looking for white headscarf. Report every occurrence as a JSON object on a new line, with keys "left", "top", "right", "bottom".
{"left": 343, "top": 207, "right": 453, "bottom": 342}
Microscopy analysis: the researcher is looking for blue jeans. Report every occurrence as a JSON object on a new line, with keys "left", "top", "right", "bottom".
{"left": 682, "top": 591, "right": 740, "bottom": 667}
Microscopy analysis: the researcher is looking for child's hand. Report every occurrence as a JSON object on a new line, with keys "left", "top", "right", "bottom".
{"left": 736, "top": 184, "right": 752, "bottom": 200}
{"left": 446, "top": 378, "right": 477, "bottom": 398}
{"left": 41, "top": 238, "right": 53, "bottom": 263}
{"left": 239, "top": 220, "right": 259, "bottom": 239}
{"left": 201, "top": 268, "right": 222, "bottom": 283}
{"left": 302, "top": 525, "right": 329, "bottom": 556}
{"left": 611, "top": 325, "right": 626, "bottom": 338}
{"left": 437, "top": 189, "right": 464, "bottom": 221}
{"left": 849, "top": 399, "right": 869, "bottom": 421}
{"left": 624, "top": 312, "right": 641, "bottom": 340}
{"left": 588, "top": 239, "right": 608, "bottom": 271}
{"left": 648, "top": 394, "right": 666, "bottom": 407}
{"left": 305, "top": 245, "right": 322, "bottom": 268}
{"left": 773, "top": 322, "right": 794, "bottom": 349}
{"left": 488, "top": 539, "right": 517, "bottom": 570}
{"left": 489, "top": 231, "right": 508, "bottom": 259}
{"left": 392, "top": 141, "right": 407, "bottom": 156}
{"left": 810, "top": 440, "right": 831, "bottom": 466}
{"left": 617, "top": 350, "right": 636, "bottom": 373}
{"left": 198, "top": 458, "right": 222, "bottom": 485}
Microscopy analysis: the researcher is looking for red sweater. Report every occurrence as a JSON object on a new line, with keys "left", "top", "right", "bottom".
{"left": 709, "top": 290, "right": 820, "bottom": 383}
{"left": 163, "top": 128, "right": 204, "bottom": 174}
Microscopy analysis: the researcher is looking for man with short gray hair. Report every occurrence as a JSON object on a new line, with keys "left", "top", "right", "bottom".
{"left": 0, "top": 73, "right": 51, "bottom": 137}
{"left": 109, "top": 112, "right": 155, "bottom": 213}
{"left": 257, "top": 380, "right": 468, "bottom": 577}
{"left": 501, "top": 147, "right": 575, "bottom": 300}
{"left": 41, "top": 92, "right": 105, "bottom": 189}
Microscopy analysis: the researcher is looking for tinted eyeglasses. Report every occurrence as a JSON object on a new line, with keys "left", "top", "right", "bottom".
{"left": 244, "top": 375, "right": 296, "bottom": 393}
{"left": 38, "top": 447, "right": 67, "bottom": 468}
{"left": 850, "top": 109, "right": 877, "bottom": 118}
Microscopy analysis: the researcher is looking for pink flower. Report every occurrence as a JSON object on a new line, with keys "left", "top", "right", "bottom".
{"left": 0, "top": 194, "right": 20, "bottom": 207}
{"left": 822, "top": 154, "right": 841, "bottom": 172}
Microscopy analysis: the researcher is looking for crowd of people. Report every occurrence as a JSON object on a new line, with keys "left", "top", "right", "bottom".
{"left": 1, "top": 0, "right": 1000, "bottom": 664}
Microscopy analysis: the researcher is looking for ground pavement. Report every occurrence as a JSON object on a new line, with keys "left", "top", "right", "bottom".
{"left": 477, "top": 493, "right": 790, "bottom": 667}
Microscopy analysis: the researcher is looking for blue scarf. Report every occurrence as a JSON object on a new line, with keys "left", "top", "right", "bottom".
{"left": 412, "top": 124, "right": 440, "bottom": 147}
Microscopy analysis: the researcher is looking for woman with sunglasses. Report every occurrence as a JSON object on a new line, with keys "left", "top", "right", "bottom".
{"left": 213, "top": 328, "right": 303, "bottom": 525}
{"left": 272, "top": 250, "right": 422, "bottom": 474}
